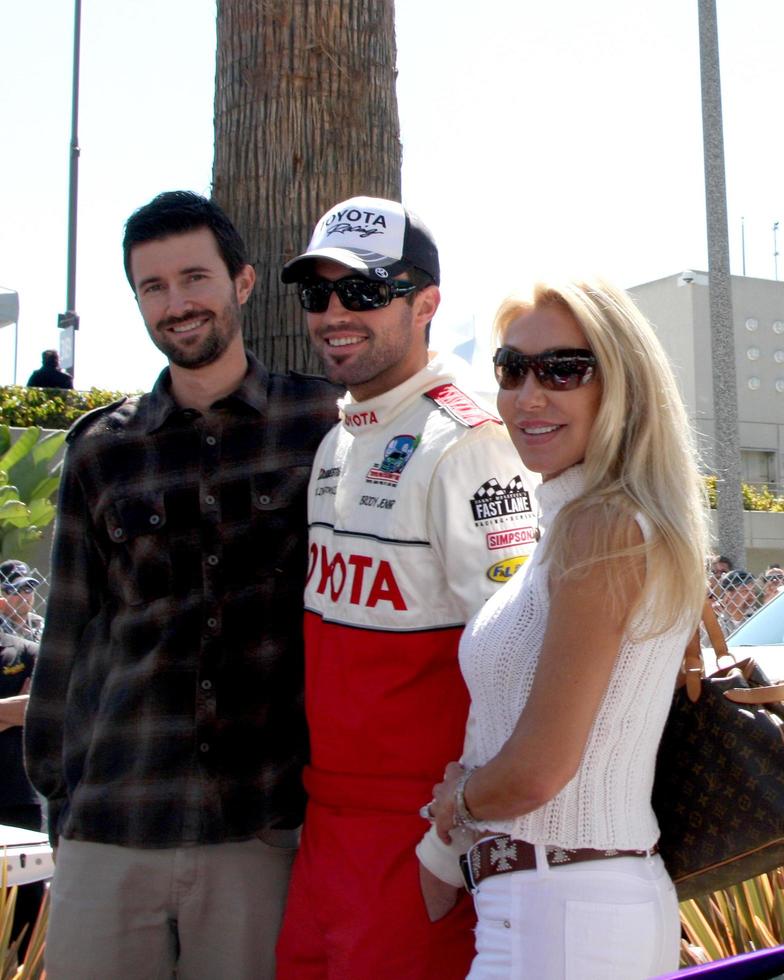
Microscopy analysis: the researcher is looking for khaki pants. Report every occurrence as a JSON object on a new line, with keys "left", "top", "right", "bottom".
{"left": 45, "top": 833, "right": 298, "bottom": 980}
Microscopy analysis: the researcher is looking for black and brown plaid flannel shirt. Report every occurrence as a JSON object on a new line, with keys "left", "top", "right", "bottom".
{"left": 25, "top": 353, "right": 339, "bottom": 847}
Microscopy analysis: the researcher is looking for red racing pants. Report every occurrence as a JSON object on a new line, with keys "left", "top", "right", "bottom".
{"left": 276, "top": 768, "right": 475, "bottom": 979}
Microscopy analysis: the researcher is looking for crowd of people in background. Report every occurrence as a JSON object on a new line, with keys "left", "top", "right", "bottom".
{"left": 0, "top": 560, "right": 45, "bottom": 956}
{"left": 708, "top": 554, "right": 784, "bottom": 636}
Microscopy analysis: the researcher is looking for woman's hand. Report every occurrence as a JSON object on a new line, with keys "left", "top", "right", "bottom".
{"left": 430, "top": 761, "right": 466, "bottom": 843}
{"left": 418, "top": 862, "right": 461, "bottom": 921}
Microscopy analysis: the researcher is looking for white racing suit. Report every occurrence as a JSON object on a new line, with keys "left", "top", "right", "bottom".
{"left": 276, "top": 354, "right": 539, "bottom": 979}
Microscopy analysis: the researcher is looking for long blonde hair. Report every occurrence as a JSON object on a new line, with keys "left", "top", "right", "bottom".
{"left": 494, "top": 276, "right": 708, "bottom": 634}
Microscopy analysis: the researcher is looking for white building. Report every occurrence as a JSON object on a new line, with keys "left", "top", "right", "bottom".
{"left": 630, "top": 270, "right": 784, "bottom": 571}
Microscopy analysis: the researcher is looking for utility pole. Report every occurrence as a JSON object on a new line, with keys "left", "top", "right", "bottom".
{"left": 741, "top": 216, "right": 746, "bottom": 276}
{"left": 698, "top": 0, "right": 745, "bottom": 567}
{"left": 58, "top": 0, "right": 82, "bottom": 379}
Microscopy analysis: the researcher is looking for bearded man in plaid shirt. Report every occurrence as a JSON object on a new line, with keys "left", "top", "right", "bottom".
{"left": 25, "top": 191, "right": 339, "bottom": 979}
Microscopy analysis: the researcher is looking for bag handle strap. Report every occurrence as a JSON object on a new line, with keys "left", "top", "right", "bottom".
{"left": 680, "top": 628, "right": 703, "bottom": 703}
{"left": 697, "top": 600, "right": 783, "bottom": 705}
{"left": 678, "top": 597, "right": 784, "bottom": 705}
{"left": 725, "top": 684, "right": 784, "bottom": 704}
{"left": 702, "top": 599, "right": 729, "bottom": 661}
{"left": 679, "top": 599, "right": 729, "bottom": 703}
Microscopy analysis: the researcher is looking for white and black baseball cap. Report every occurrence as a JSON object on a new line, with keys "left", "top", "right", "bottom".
{"left": 282, "top": 196, "right": 440, "bottom": 285}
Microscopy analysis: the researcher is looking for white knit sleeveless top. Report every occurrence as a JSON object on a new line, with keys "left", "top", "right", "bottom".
{"left": 460, "top": 464, "right": 689, "bottom": 850}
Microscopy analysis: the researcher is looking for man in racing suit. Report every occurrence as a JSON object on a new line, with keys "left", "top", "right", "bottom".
{"left": 276, "top": 196, "right": 538, "bottom": 978}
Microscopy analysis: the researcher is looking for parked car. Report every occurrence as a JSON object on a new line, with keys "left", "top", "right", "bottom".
{"left": 705, "top": 590, "right": 784, "bottom": 681}
{"left": 0, "top": 823, "right": 53, "bottom": 885}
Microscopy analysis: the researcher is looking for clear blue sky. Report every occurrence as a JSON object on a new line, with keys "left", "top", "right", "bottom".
{"left": 1, "top": 0, "right": 783, "bottom": 391}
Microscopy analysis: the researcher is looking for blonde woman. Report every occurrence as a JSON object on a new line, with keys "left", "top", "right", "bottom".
{"left": 418, "top": 278, "right": 707, "bottom": 979}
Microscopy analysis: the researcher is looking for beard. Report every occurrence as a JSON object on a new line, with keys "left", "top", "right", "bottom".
{"left": 312, "top": 305, "right": 416, "bottom": 388}
{"left": 148, "top": 293, "right": 242, "bottom": 369}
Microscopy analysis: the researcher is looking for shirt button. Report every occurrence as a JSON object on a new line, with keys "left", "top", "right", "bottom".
{"left": 206, "top": 436, "right": 217, "bottom": 446}
{"left": 149, "top": 514, "right": 161, "bottom": 526}
{"left": 207, "top": 555, "right": 219, "bottom": 566}
{"left": 112, "top": 528, "right": 123, "bottom": 539}
{"left": 206, "top": 617, "right": 218, "bottom": 629}
{"left": 258, "top": 494, "right": 271, "bottom": 505}
{"left": 199, "top": 742, "right": 210, "bottom": 753}
{"left": 503, "top": 920, "right": 511, "bottom": 929}
{"left": 205, "top": 494, "right": 215, "bottom": 505}
{"left": 201, "top": 679, "right": 212, "bottom": 691}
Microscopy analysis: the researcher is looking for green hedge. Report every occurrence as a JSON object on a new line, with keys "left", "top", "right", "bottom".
{"left": 4, "top": 391, "right": 784, "bottom": 514}
{"left": 0, "top": 385, "right": 136, "bottom": 430}
{"left": 704, "top": 475, "right": 784, "bottom": 512}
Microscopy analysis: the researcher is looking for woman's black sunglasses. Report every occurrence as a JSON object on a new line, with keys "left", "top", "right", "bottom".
{"left": 493, "top": 347, "right": 597, "bottom": 391}
{"left": 296, "top": 276, "right": 417, "bottom": 313}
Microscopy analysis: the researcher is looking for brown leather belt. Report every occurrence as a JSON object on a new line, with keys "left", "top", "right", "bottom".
{"left": 460, "top": 834, "right": 659, "bottom": 892}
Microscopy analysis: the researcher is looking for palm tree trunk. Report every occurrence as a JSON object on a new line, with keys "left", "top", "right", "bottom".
{"left": 213, "top": 0, "right": 402, "bottom": 373}
{"left": 698, "top": 0, "right": 745, "bottom": 566}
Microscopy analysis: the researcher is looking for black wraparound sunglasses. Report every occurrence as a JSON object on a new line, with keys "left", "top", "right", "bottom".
{"left": 493, "top": 347, "right": 597, "bottom": 391}
{"left": 296, "top": 275, "right": 417, "bottom": 313}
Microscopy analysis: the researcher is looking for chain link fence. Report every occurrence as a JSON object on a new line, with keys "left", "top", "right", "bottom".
{"left": 708, "top": 562, "right": 784, "bottom": 638}
{"left": 0, "top": 565, "right": 51, "bottom": 644}
{"left": 5, "top": 562, "right": 784, "bottom": 644}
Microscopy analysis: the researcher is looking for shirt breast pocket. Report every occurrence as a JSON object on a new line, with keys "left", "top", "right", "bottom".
{"left": 250, "top": 466, "right": 312, "bottom": 574}
{"left": 104, "top": 493, "right": 173, "bottom": 605}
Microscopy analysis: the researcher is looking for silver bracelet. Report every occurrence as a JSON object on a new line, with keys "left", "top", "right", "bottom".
{"left": 453, "top": 767, "right": 479, "bottom": 829}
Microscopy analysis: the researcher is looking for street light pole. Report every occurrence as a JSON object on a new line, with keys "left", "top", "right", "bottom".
{"left": 58, "top": 0, "right": 82, "bottom": 379}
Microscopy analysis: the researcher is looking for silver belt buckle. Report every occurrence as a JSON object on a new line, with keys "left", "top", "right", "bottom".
{"left": 459, "top": 844, "right": 479, "bottom": 893}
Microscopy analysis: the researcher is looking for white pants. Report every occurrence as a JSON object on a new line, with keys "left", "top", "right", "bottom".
{"left": 467, "top": 848, "right": 680, "bottom": 980}
{"left": 46, "top": 834, "right": 298, "bottom": 980}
